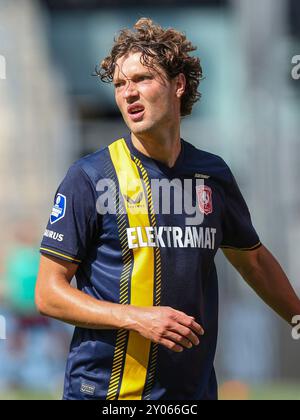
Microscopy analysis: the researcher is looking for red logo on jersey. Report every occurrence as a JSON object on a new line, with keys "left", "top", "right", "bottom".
{"left": 196, "top": 185, "right": 213, "bottom": 215}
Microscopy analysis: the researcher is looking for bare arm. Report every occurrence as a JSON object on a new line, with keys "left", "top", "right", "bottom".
{"left": 35, "top": 254, "right": 204, "bottom": 352}
{"left": 35, "top": 254, "right": 132, "bottom": 330}
{"left": 222, "top": 244, "right": 300, "bottom": 324}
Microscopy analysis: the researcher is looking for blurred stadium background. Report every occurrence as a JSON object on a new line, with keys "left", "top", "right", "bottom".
{"left": 0, "top": 0, "right": 300, "bottom": 400}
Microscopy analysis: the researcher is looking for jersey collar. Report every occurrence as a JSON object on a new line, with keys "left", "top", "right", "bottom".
{"left": 124, "top": 133, "right": 185, "bottom": 177}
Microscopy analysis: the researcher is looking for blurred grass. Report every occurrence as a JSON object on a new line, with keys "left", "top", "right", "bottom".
{"left": 219, "top": 382, "right": 300, "bottom": 400}
{"left": 0, "top": 384, "right": 300, "bottom": 400}
{"left": 250, "top": 384, "right": 300, "bottom": 400}
{"left": 0, "top": 391, "right": 60, "bottom": 400}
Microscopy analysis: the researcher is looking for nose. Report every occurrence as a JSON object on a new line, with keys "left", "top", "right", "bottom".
{"left": 123, "top": 80, "right": 139, "bottom": 101}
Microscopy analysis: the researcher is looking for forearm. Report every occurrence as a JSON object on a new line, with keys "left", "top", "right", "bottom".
{"left": 241, "top": 248, "right": 300, "bottom": 324}
{"left": 35, "top": 275, "right": 204, "bottom": 354}
{"left": 35, "top": 256, "right": 204, "bottom": 353}
{"left": 35, "top": 275, "right": 138, "bottom": 331}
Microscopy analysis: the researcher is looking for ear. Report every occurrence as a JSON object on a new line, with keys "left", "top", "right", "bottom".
{"left": 175, "top": 73, "right": 186, "bottom": 98}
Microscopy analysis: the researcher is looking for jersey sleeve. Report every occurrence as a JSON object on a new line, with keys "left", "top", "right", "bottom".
{"left": 220, "top": 167, "right": 261, "bottom": 251}
{"left": 40, "top": 164, "right": 99, "bottom": 264}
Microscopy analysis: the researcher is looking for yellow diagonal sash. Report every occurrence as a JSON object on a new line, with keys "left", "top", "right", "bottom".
{"left": 108, "top": 138, "right": 154, "bottom": 400}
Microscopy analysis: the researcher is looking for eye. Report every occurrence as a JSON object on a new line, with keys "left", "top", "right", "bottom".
{"left": 138, "top": 75, "right": 152, "bottom": 82}
{"left": 114, "top": 81, "right": 124, "bottom": 89}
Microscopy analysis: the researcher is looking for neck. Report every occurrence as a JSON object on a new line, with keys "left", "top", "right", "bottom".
{"left": 131, "top": 126, "right": 181, "bottom": 168}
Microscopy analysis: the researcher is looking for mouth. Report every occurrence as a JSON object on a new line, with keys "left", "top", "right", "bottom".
{"left": 127, "top": 104, "right": 145, "bottom": 122}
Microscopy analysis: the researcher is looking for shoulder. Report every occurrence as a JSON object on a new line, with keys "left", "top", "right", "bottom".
{"left": 54, "top": 148, "right": 111, "bottom": 201}
{"left": 182, "top": 140, "right": 233, "bottom": 183}
{"left": 69, "top": 136, "right": 129, "bottom": 183}
{"left": 70, "top": 146, "right": 109, "bottom": 182}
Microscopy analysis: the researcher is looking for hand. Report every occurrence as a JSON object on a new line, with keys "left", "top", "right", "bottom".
{"left": 129, "top": 306, "right": 204, "bottom": 353}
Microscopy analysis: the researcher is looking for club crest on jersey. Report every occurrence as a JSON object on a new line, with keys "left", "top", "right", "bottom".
{"left": 196, "top": 185, "right": 213, "bottom": 215}
{"left": 50, "top": 194, "right": 66, "bottom": 224}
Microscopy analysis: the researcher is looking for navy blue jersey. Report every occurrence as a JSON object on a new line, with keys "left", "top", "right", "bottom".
{"left": 40, "top": 134, "right": 261, "bottom": 400}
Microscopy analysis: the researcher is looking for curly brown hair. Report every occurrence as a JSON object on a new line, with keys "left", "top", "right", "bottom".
{"left": 96, "top": 18, "right": 203, "bottom": 117}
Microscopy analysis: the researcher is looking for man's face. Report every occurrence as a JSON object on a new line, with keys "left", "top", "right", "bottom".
{"left": 113, "top": 52, "right": 181, "bottom": 135}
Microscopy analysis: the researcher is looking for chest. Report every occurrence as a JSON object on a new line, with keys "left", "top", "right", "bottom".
{"left": 99, "top": 174, "right": 225, "bottom": 253}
